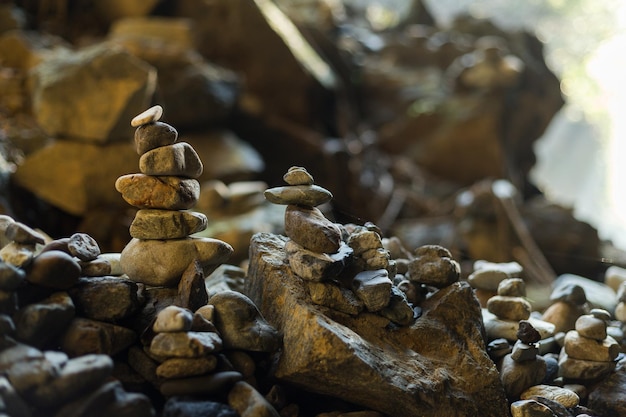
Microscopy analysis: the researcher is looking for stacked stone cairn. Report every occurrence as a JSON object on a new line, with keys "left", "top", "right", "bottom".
{"left": 482, "top": 276, "right": 554, "bottom": 343}
{"left": 558, "top": 309, "right": 620, "bottom": 383}
{"left": 541, "top": 283, "right": 589, "bottom": 334}
{"left": 467, "top": 259, "right": 523, "bottom": 307}
{"left": 264, "top": 166, "right": 462, "bottom": 327}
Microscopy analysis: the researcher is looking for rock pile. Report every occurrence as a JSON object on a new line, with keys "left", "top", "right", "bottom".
{"left": 115, "top": 105, "right": 234, "bottom": 287}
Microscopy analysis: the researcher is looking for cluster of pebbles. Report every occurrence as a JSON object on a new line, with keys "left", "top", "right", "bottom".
{"left": 264, "top": 166, "right": 462, "bottom": 328}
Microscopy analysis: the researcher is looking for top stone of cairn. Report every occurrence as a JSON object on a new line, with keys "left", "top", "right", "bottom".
{"left": 131, "top": 105, "right": 163, "bottom": 127}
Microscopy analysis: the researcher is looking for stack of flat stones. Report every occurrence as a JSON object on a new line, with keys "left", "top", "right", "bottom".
{"left": 558, "top": 309, "right": 620, "bottom": 382}
{"left": 115, "top": 105, "right": 233, "bottom": 287}
{"left": 483, "top": 278, "right": 554, "bottom": 342}
{"left": 467, "top": 260, "right": 523, "bottom": 307}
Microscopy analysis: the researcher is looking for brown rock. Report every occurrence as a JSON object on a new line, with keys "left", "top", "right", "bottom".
{"left": 139, "top": 142, "right": 203, "bottom": 178}
{"left": 284, "top": 205, "right": 341, "bottom": 253}
{"left": 115, "top": 174, "right": 200, "bottom": 210}
{"left": 25, "top": 250, "right": 81, "bottom": 290}
{"left": 176, "top": 260, "right": 209, "bottom": 312}
{"left": 60, "top": 318, "right": 136, "bottom": 357}
{"left": 134, "top": 121, "right": 178, "bottom": 155}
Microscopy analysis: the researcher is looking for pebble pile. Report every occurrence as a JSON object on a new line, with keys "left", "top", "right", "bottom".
{"left": 115, "top": 105, "right": 233, "bottom": 287}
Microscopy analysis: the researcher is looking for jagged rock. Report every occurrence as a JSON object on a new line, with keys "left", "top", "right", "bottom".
{"left": 29, "top": 42, "right": 156, "bottom": 143}
{"left": 12, "top": 140, "right": 139, "bottom": 216}
{"left": 245, "top": 232, "right": 508, "bottom": 417}
{"left": 68, "top": 276, "right": 142, "bottom": 323}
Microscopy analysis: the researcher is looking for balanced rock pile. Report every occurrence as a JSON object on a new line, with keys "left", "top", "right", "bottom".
{"left": 115, "top": 105, "right": 234, "bottom": 287}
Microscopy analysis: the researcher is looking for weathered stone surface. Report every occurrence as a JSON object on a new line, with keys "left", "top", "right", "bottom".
{"left": 483, "top": 310, "right": 555, "bottom": 342}
{"left": 5, "top": 222, "right": 45, "bottom": 245}
{"left": 130, "top": 209, "right": 207, "bottom": 239}
{"left": 468, "top": 260, "right": 523, "bottom": 291}
{"left": 558, "top": 352, "right": 616, "bottom": 382}
{"left": 284, "top": 205, "right": 341, "bottom": 254}
{"left": 25, "top": 250, "right": 81, "bottom": 289}
{"left": 156, "top": 355, "right": 217, "bottom": 379}
{"left": 575, "top": 314, "right": 607, "bottom": 341}
{"left": 283, "top": 166, "right": 314, "bottom": 186}
{"left": 150, "top": 331, "right": 222, "bottom": 359}
{"left": 0, "top": 242, "right": 35, "bottom": 268}
{"left": 499, "top": 354, "right": 547, "bottom": 400}
{"left": 177, "top": 260, "right": 209, "bottom": 312}
{"left": 210, "top": 290, "right": 281, "bottom": 353}
{"left": 520, "top": 384, "right": 580, "bottom": 408}
{"left": 351, "top": 269, "right": 392, "bottom": 312}
{"left": 285, "top": 240, "right": 351, "bottom": 282}
{"left": 510, "top": 341, "right": 539, "bottom": 362}
{"left": 120, "top": 237, "right": 233, "bottom": 287}
{"left": 245, "top": 232, "right": 508, "bottom": 417}
{"left": 264, "top": 185, "right": 332, "bottom": 207}
{"left": 563, "top": 331, "right": 619, "bottom": 362}
{"left": 134, "top": 121, "right": 178, "bottom": 155}
{"left": 153, "top": 306, "right": 193, "bottom": 333}
{"left": 12, "top": 140, "right": 139, "bottom": 216}
{"left": 408, "top": 245, "right": 460, "bottom": 288}
{"left": 588, "top": 360, "right": 626, "bottom": 417}
{"left": 68, "top": 276, "right": 141, "bottom": 323}
{"left": 228, "top": 381, "right": 280, "bottom": 417}
{"left": 307, "top": 281, "right": 363, "bottom": 316}
{"left": 67, "top": 233, "right": 100, "bottom": 262}
{"left": 115, "top": 174, "right": 200, "bottom": 210}
{"left": 13, "top": 291, "right": 75, "bottom": 348}
{"left": 29, "top": 43, "right": 156, "bottom": 143}
{"left": 517, "top": 321, "right": 541, "bottom": 344}
{"left": 139, "top": 142, "right": 203, "bottom": 178}
{"left": 60, "top": 317, "right": 136, "bottom": 357}
{"left": 497, "top": 278, "right": 526, "bottom": 297}
{"left": 510, "top": 399, "right": 554, "bottom": 417}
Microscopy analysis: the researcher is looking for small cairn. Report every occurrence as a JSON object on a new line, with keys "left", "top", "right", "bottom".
{"left": 467, "top": 260, "right": 523, "bottom": 307}
{"left": 558, "top": 309, "right": 620, "bottom": 383}
{"left": 483, "top": 277, "right": 554, "bottom": 342}
{"left": 115, "top": 105, "right": 234, "bottom": 287}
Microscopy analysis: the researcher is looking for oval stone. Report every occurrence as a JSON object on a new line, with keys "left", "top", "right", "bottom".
{"left": 129, "top": 209, "right": 207, "bottom": 240}
{"left": 264, "top": 185, "right": 333, "bottom": 207}
{"left": 283, "top": 166, "right": 314, "bottom": 185}
{"left": 139, "top": 142, "right": 203, "bottom": 178}
{"left": 487, "top": 295, "right": 531, "bottom": 321}
{"left": 120, "top": 237, "right": 233, "bottom": 287}
{"left": 115, "top": 174, "right": 200, "bottom": 210}
{"left": 68, "top": 233, "right": 101, "bottom": 261}
{"left": 26, "top": 250, "right": 81, "bottom": 289}
{"left": 131, "top": 105, "right": 163, "bottom": 127}
{"left": 134, "top": 121, "right": 178, "bottom": 155}
{"left": 575, "top": 315, "right": 607, "bottom": 341}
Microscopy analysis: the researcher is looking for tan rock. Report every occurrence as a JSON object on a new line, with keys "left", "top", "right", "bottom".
{"left": 487, "top": 295, "right": 531, "bottom": 321}
{"left": 558, "top": 351, "right": 616, "bottom": 381}
{"left": 284, "top": 205, "right": 341, "bottom": 254}
{"left": 520, "top": 384, "right": 579, "bottom": 408}
{"left": 563, "top": 331, "right": 619, "bottom": 362}
{"left": 115, "top": 174, "right": 200, "bottom": 210}
{"left": 129, "top": 209, "right": 207, "bottom": 239}
{"left": 139, "top": 142, "right": 203, "bottom": 178}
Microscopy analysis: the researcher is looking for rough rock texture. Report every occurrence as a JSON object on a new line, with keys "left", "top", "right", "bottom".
{"left": 245, "top": 232, "right": 508, "bottom": 417}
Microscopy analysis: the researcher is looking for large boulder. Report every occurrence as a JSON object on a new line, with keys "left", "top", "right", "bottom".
{"left": 245, "top": 232, "right": 508, "bottom": 417}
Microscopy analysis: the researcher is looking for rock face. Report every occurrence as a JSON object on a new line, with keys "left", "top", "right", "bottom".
{"left": 246, "top": 232, "right": 508, "bottom": 417}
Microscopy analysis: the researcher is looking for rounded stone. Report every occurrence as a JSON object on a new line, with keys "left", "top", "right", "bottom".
{"left": 589, "top": 308, "right": 611, "bottom": 321}
{"left": 575, "top": 315, "right": 607, "bottom": 341}
{"left": 487, "top": 296, "right": 531, "bottom": 321}
{"left": 517, "top": 320, "right": 541, "bottom": 344}
{"left": 131, "top": 104, "right": 163, "bottom": 127}
{"left": 550, "top": 283, "right": 587, "bottom": 306}
{"left": 498, "top": 278, "right": 526, "bottom": 297}
{"left": 563, "top": 331, "right": 619, "bottom": 362}
{"left": 0, "top": 262, "right": 25, "bottom": 291}
{"left": 156, "top": 355, "right": 218, "bottom": 379}
{"left": 139, "top": 142, "right": 203, "bottom": 178}
{"left": 68, "top": 233, "right": 101, "bottom": 261}
{"left": 283, "top": 166, "right": 314, "bottom": 185}
{"left": 120, "top": 237, "right": 233, "bottom": 287}
{"left": 115, "top": 174, "right": 200, "bottom": 210}
{"left": 25, "top": 250, "right": 81, "bottom": 289}
{"left": 408, "top": 245, "right": 460, "bottom": 288}
{"left": 510, "top": 399, "right": 554, "bottom": 417}
{"left": 134, "top": 121, "right": 178, "bottom": 155}
{"left": 129, "top": 209, "right": 208, "bottom": 240}
{"left": 153, "top": 306, "right": 194, "bottom": 333}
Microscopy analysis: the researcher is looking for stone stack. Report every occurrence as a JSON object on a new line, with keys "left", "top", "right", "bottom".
{"left": 116, "top": 105, "right": 234, "bottom": 287}
{"left": 483, "top": 278, "right": 554, "bottom": 342}
{"left": 615, "top": 281, "right": 626, "bottom": 322}
{"left": 558, "top": 309, "right": 620, "bottom": 383}
{"left": 467, "top": 260, "right": 523, "bottom": 307}
{"left": 498, "top": 320, "right": 547, "bottom": 400}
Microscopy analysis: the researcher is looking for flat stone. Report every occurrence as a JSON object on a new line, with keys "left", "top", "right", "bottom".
{"left": 160, "top": 370, "right": 243, "bottom": 397}
{"left": 40, "top": 238, "right": 71, "bottom": 255}
{"left": 498, "top": 278, "right": 526, "bottom": 297}
{"left": 264, "top": 185, "right": 333, "bottom": 207}
{"left": 285, "top": 239, "right": 351, "bottom": 282}
{"left": 131, "top": 105, "right": 163, "bottom": 127}
{"left": 283, "top": 166, "right": 314, "bottom": 186}
{"left": 139, "top": 142, "right": 203, "bottom": 178}
{"left": 0, "top": 261, "right": 25, "bottom": 291}
{"left": 307, "top": 281, "right": 364, "bottom": 316}
{"left": 149, "top": 331, "right": 223, "bottom": 358}
{"left": 31, "top": 354, "right": 113, "bottom": 409}
{"left": 520, "top": 384, "right": 580, "bottom": 408}
{"left": 176, "top": 260, "right": 209, "bottom": 312}
{"left": 67, "top": 233, "right": 100, "bottom": 261}
{"left": 68, "top": 276, "right": 142, "bottom": 322}
{"left": 487, "top": 295, "right": 531, "bottom": 321}
{"left": 153, "top": 306, "right": 193, "bottom": 333}
{"left": 468, "top": 260, "right": 523, "bottom": 291}
{"left": 156, "top": 355, "right": 218, "bottom": 379}
{"left": 228, "top": 381, "right": 280, "bottom": 417}
{"left": 5, "top": 222, "right": 45, "bottom": 245}
{"left": 78, "top": 258, "right": 111, "bottom": 277}
{"left": 483, "top": 310, "right": 555, "bottom": 342}
{"left": 120, "top": 237, "right": 233, "bottom": 287}
{"left": 60, "top": 317, "right": 136, "bottom": 357}
{"left": 25, "top": 250, "right": 81, "bottom": 289}
{"left": 575, "top": 315, "right": 607, "bottom": 341}
{"left": 558, "top": 352, "right": 616, "bottom": 382}
{"left": 590, "top": 308, "right": 611, "bottom": 321}
{"left": 210, "top": 290, "right": 281, "bottom": 352}
{"left": 13, "top": 291, "right": 75, "bottom": 348}
{"left": 347, "top": 230, "right": 383, "bottom": 257}
{"left": 407, "top": 245, "right": 460, "bottom": 288}
{"left": 352, "top": 269, "right": 392, "bottom": 312}
{"left": 134, "top": 121, "right": 178, "bottom": 154}
{"left": 563, "top": 331, "right": 619, "bottom": 362}
{"left": 130, "top": 209, "right": 207, "bottom": 239}
{"left": 284, "top": 205, "right": 341, "bottom": 253}
{"left": 115, "top": 174, "right": 200, "bottom": 210}
{"left": 162, "top": 397, "right": 238, "bottom": 417}
{"left": 510, "top": 340, "right": 539, "bottom": 362}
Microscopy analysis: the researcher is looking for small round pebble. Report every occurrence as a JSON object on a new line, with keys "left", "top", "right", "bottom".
{"left": 68, "top": 233, "right": 101, "bottom": 261}
{"left": 153, "top": 306, "right": 194, "bottom": 333}
{"left": 131, "top": 105, "right": 163, "bottom": 127}
{"left": 283, "top": 166, "right": 314, "bottom": 186}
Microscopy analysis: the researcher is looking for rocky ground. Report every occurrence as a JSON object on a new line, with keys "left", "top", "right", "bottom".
{"left": 0, "top": 1, "right": 626, "bottom": 416}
